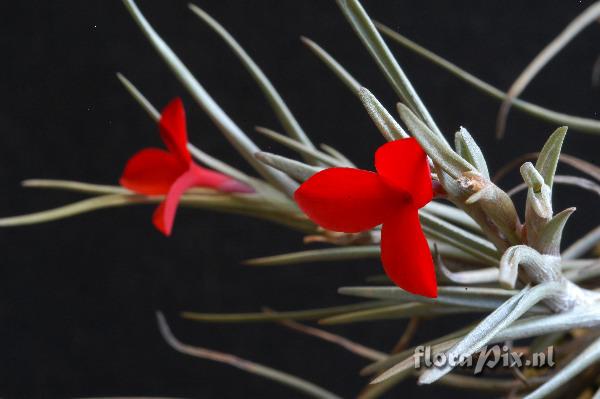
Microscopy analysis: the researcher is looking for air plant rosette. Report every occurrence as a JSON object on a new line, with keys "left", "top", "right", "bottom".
{"left": 3, "top": 0, "right": 600, "bottom": 398}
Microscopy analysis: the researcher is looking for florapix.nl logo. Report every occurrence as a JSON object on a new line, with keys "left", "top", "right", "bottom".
{"left": 414, "top": 345, "right": 555, "bottom": 374}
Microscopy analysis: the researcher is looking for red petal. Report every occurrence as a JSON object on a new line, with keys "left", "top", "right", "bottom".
{"left": 294, "top": 168, "right": 396, "bottom": 232}
{"left": 152, "top": 168, "right": 203, "bottom": 236}
{"left": 120, "top": 148, "right": 187, "bottom": 195}
{"left": 380, "top": 205, "right": 437, "bottom": 297}
{"left": 188, "top": 163, "right": 255, "bottom": 193}
{"left": 152, "top": 166, "right": 253, "bottom": 236}
{"left": 159, "top": 98, "right": 191, "bottom": 163}
{"left": 375, "top": 138, "right": 433, "bottom": 208}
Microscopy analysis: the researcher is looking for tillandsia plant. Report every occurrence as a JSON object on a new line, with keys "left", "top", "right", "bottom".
{"left": 3, "top": 1, "right": 600, "bottom": 398}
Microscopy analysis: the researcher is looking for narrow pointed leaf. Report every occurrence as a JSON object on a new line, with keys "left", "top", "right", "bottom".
{"left": 419, "top": 212, "right": 498, "bottom": 259}
{"left": 497, "top": 2, "right": 600, "bottom": 138}
{"left": 244, "top": 246, "right": 380, "bottom": 266}
{"left": 422, "top": 224, "right": 499, "bottom": 266}
{"left": 376, "top": 22, "right": 600, "bottom": 135}
{"left": 336, "top": 0, "right": 443, "bottom": 139}
{"left": 358, "top": 87, "right": 407, "bottom": 140}
{"left": 181, "top": 301, "right": 391, "bottom": 323}
{"left": 116, "top": 72, "right": 160, "bottom": 121}
{"left": 494, "top": 306, "right": 600, "bottom": 343}
{"left": 319, "top": 303, "right": 474, "bottom": 325}
{"left": 563, "top": 224, "right": 600, "bottom": 259}
{"left": 524, "top": 335, "right": 600, "bottom": 399}
{"left": 0, "top": 194, "right": 143, "bottom": 227}
{"left": 22, "top": 179, "right": 130, "bottom": 195}
{"left": 255, "top": 127, "right": 343, "bottom": 166}
{"left": 255, "top": 152, "right": 322, "bottom": 182}
{"left": 301, "top": 36, "right": 361, "bottom": 94}
{"left": 535, "top": 126, "right": 567, "bottom": 188}
{"left": 337, "top": 286, "right": 539, "bottom": 313}
{"left": 423, "top": 201, "right": 481, "bottom": 232}
{"left": 188, "top": 4, "right": 318, "bottom": 164}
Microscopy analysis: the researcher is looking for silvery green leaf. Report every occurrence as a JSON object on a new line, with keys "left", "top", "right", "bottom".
{"left": 358, "top": 87, "right": 407, "bottom": 140}
{"left": 428, "top": 240, "right": 484, "bottom": 263}
{"left": 121, "top": 0, "right": 297, "bottom": 195}
{"left": 422, "top": 224, "right": 499, "bottom": 266}
{"left": 340, "top": 285, "right": 519, "bottom": 299}
{"left": 116, "top": 72, "right": 160, "bottom": 121}
{"left": 535, "top": 207, "right": 576, "bottom": 256}
{"left": 244, "top": 246, "right": 380, "bottom": 266}
{"left": 497, "top": 1, "right": 600, "bottom": 138}
{"left": 0, "top": 194, "right": 138, "bottom": 227}
{"left": 493, "top": 306, "right": 600, "bottom": 343}
{"left": 417, "top": 283, "right": 563, "bottom": 385}
{"left": 301, "top": 37, "right": 362, "bottom": 94}
{"left": 336, "top": 0, "right": 444, "bottom": 139}
{"left": 337, "top": 286, "right": 544, "bottom": 313}
{"left": 255, "top": 152, "right": 322, "bottom": 182}
{"left": 535, "top": 126, "right": 567, "bottom": 188}
{"left": 397, "top": 103, "right": 473, "bottom": 178}
{"left": 454, "top": 127, "right": 489, "bottom": 179}
{"left": 255, "top": 127, "right": 343, "bottom": 166}
{"left": 319, "top": 303, "right": 473, "bottom": 325}
{"left": 524, "top": 335, "right": 600, "bottom": 399}
{"left": 22, "top": 179, "right": 130, "bottom": 195}
{"left": 424, "top": 201, "right": 481, "bottom": 232}
{"left": 188, "top": 4, "right": 319, "bottom": 164}
{"left": 181, "top": 301, "right": 391, "bottom": 323}
{"left": 376, "top": 22, "right": 600, "bottom": 136}
{"left": 565, "top": 260, "right": 600, "bottom": 282}
{"left": 563, "top": 224, "right": 600, "bottom": 259}
{"left": 419, "top": 211, "right": 498, "bottom": 259}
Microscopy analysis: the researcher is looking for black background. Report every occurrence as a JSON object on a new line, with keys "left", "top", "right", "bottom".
{"left": 1, "top": 1, "right": 599, "bottom": 398}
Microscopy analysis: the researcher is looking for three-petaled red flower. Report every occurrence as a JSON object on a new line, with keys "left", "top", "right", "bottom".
{"left": 120, "top": 98, "right": 254, "bottom": 236}
{"left": 294, "top": 138, "right": 437, "bottom": 297}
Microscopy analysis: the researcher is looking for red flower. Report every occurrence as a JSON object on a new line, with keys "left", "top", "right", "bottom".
{"left": 120, "top": 98, "right": 254, "bottom": 236}
{"left": 294, "top": 138, "right": 437, "bottom": 297}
